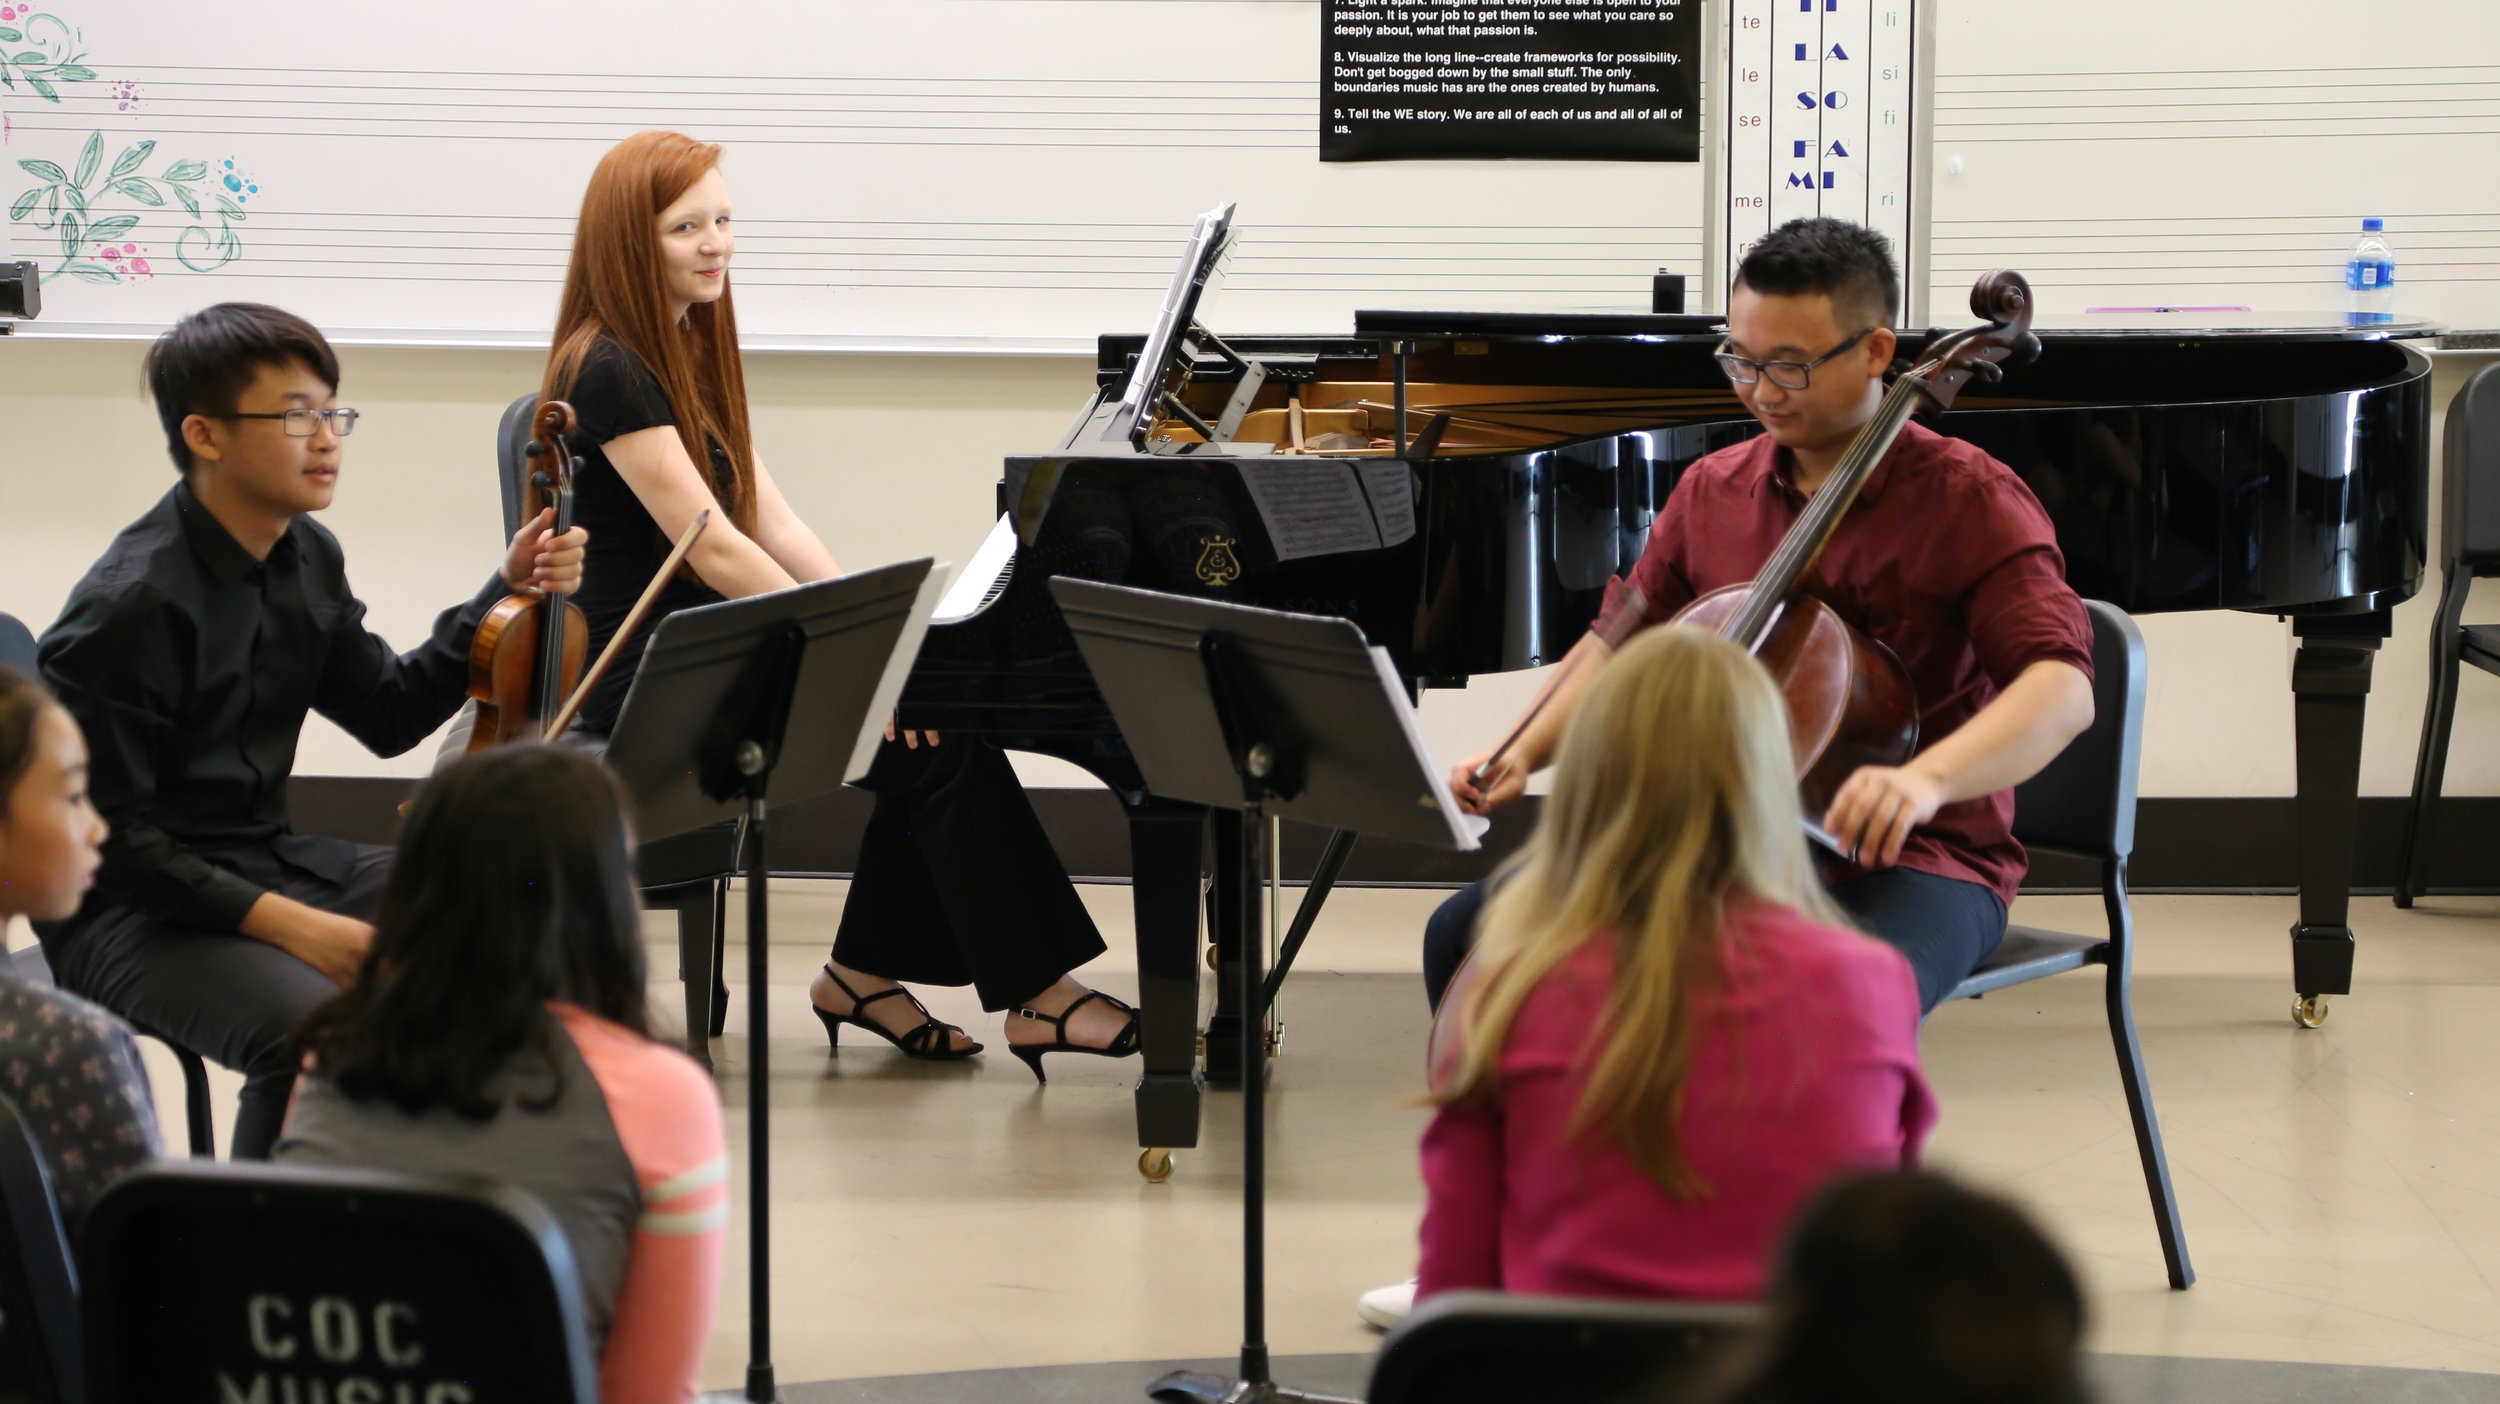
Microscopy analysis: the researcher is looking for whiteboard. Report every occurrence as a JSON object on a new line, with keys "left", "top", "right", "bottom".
{"left": 0, "top": 0, "right": 1705, "bottom": 352}
{"left": 7, "top": 0, "right": 2494, "bottom": 348}
{"left": 1925, "top": 0, "right": 2500, "bottom": 330}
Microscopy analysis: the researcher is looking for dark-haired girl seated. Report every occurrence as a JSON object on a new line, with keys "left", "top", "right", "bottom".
{"left": 276, "top": 744, "right": 722, "bottom": 1404}
{"left": 0, "top": 665, "right": 160, "bottom": 1226}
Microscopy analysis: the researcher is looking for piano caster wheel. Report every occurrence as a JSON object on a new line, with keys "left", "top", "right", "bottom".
{"left": 1139, "top": 1148, "right": 1175, "bottom": 1183}
{"left": 1205, "top": 945, "right": 1218, "bottom": 972}
{"left": 2293, "top": 994, "right": 2331, "bottom": 1029}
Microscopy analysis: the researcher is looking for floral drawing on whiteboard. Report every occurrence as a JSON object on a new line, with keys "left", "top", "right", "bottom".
{"left": 2, "top": 7, "right": 256, "bottom": 284}
{"left": 0, "top": 5, "right": 95, "bottom": 101}
{"left": 15, "top": 134, "right": 247, "bottom": 283}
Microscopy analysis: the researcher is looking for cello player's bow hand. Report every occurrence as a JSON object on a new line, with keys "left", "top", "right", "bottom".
{"left": 1821, "top": 764, "right": 1948, "bottom": 870}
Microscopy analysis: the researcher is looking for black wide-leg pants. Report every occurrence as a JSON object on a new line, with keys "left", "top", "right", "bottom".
{"left": 830, "top": 736, "right": 1106, "bottom": 1011}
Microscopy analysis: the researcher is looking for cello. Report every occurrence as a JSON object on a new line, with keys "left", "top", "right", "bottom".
{"left": 465, "top": 401, "right": 589, "bottom": 752}
{"left": 1474, "top": 270, "right": 2040, "bottom": 846}
{"left": 1675, "top": 269, "right": 2041, "bottom": 826}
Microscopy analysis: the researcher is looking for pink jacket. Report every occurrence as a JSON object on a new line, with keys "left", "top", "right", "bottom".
{"left": 1418, "top": 901, "right": 1934, "bottom": 1302}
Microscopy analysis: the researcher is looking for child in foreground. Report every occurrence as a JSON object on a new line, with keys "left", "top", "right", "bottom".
{"left": 1418, "top": 625, "right": 1935, "bottom": 1302}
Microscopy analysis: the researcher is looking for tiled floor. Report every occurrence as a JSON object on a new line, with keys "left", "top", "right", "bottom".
{"left": 122, "top": 883, "right": 2500, "bottom": 1398}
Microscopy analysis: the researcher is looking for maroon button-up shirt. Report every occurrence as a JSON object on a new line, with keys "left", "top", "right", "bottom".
{"left": 1595, "top": 420, "right": 2094, "bottom": 906}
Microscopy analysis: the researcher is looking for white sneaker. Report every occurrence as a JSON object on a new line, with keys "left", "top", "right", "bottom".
{"left": 1356, "top": 1278, "right": 1416, "bottom": 1330}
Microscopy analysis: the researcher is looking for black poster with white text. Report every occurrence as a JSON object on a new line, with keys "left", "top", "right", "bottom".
{"left": 1322, "top": 0, "right": 1699, "bottom": 162}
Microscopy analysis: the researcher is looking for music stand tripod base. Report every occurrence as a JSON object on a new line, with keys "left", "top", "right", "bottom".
{"left": 1148, "top": 1370, "right": 1360, "bottom": 1404}
{"left": 1052, "top": 579, "right": 1477, "bottom": 1404}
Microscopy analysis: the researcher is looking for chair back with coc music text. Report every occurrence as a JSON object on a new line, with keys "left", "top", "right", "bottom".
{"left": 80, "top": 1161, "right": 597, "bottom": 1404}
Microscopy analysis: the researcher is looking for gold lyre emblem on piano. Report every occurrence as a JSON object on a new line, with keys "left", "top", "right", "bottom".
{"left": 1195, "top": 536, "right": 1242, "bottom": 587}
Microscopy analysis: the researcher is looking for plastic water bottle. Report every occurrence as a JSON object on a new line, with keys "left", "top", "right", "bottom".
{"left": 2345, "top": 218, "right": 2396, "bottom": 326}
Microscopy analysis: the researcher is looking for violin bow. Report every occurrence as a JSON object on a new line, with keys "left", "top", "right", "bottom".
{"left": 541, "top": 509, "right": 712, "bottom": 743}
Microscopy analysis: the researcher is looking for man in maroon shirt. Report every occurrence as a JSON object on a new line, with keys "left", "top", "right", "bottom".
{"left": 1422, "top": 218, "right": 2097, "bottom": 1017}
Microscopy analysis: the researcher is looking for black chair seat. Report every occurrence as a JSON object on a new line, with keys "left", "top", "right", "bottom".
{"left": 1952, "top": 927, "right": 2103, "bottom": 1000}
{"left": 1369, "top": 1292, "right": 1761, "bottom": 1404}
{"left": 2461, "top": 623, "right": 2500, "bottom": 673}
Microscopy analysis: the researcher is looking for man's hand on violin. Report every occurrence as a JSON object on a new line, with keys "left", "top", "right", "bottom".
{"left": 502, "top": 507, "right": 590, "bottom": 595}
{"left": 1448, "top": 750, "right": 1527, "bottom": 817}
{"left": 1822, "top": 764, "right": 1948, "bottom": 869}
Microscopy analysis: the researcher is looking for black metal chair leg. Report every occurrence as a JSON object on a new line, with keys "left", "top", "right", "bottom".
{"left": 2398, "top": 572, "right": 2471, "bottom": 907}
{"left": 708, "top": 877, "right": 730, "bottom": 1038}
{"left": 2105, "top": 972, "right": 2192, "bottom": 1288}
{"left": 173, "top": 1045, "right": 215, "bottom": 1160}
{"left": 2100, "top": 863, "right": 2191, "bottom": 1289}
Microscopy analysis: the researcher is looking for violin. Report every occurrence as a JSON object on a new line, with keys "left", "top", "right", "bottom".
{"left": 466, "top": 401, "right": 589, "bottom": 753}
{"left": 1672, "top": 269, "right": 2041, "bottom": 831}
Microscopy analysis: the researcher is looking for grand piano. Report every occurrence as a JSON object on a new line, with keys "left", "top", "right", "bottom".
{"left": 900, "top": 208, "right": 2432, "bottom": 1169}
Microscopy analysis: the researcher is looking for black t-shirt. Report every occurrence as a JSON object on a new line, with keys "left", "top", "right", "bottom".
{"left": 559, "top": 336, "right": 736, "bottom": 735}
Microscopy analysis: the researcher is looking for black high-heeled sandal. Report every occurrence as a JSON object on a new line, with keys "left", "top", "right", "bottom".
{"left": 1006, "top": 990, "right": 1139, "bottom": 1085}
{"left": 811, "top": 965, "right": 981, "bottom": 1061}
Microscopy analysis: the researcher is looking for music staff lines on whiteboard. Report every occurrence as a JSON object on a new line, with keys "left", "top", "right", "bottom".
{"left": 1931, "top": 69, "right": 2500, "bottom": 141}
{"left": 103, "top": 62, "right": 1317, "bottom": 86}
{"left": 204, "top": 215, "right": 1689, "bottom": 239}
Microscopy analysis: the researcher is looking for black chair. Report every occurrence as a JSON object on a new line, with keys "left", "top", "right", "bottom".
{"left": 493, "top": 392, "right": 739, "bottom": 1055}
{"left": 80, "top": 1161, "right": 597, "bottom": 1404}
{"left": 2397, "top": 363, "right": 2500, "bottom": 907}
{"left": 1937, "top": 598, "right": 2193, "bottom": 1289}
{"left": 0, "top": 1091, "right": 82, "bottom": 1404}
{"left": 0, "top": 611, "right": 35, "bottom": 678}
{"left": 1369, "top": 1292, "right": 1761, "bottom": 1404}
{"left": 125, "top": 1023, "right": 216, "bottom": 1160}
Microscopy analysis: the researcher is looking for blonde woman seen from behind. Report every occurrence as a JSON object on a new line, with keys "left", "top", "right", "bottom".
{"left": 1418, "top": 626, "right": 1935, "bottom": 1303}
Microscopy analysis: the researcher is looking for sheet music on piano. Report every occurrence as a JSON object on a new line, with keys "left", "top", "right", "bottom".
{"left": 1236, "top": 460, "right": 1418, "bottom": 564}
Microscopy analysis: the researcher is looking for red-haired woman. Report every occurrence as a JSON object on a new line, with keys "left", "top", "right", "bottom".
{"left": 544, "top": 131, "right": 1134, "bottom": 1074}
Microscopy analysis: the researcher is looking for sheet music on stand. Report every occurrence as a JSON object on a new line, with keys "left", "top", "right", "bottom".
{"left": 1054, "top": 581, "right": 1485, "bottom": 852}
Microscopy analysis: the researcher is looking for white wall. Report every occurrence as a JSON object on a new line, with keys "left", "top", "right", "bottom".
{"left": 4, "top": 335, "right": 2496, "bottom": 799}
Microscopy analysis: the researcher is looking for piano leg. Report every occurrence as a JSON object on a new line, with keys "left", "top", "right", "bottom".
{"left": 1131, "top": 800, "right": 1210, "bottom": 1151}
{"left": 1204, "top": 809, "right": 1252, "bottom": 1091}
{"left": 2287, "top": 611, "right": 2389, "bottom": 1023}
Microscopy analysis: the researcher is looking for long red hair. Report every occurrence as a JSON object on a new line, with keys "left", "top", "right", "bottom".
{"left": 542, "top": 130, "right": 758, "bottom": 537}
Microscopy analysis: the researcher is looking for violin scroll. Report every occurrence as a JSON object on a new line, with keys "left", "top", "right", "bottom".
{"left": 468, "top": 398, "right": 588, "bottom": 755}
{"left": 1907, "top": 269, "right": 2039, "bottom": 414}
{"left": 522, "top": 400, "right": 581, "bottom": 522}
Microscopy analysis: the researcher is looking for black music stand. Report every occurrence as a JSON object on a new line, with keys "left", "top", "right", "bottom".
{"left": 609, "top": 560, "right": 945, "bottom": 1404}
{"left": 1052, "top": 579, "right": 1481, "bottom": 1404}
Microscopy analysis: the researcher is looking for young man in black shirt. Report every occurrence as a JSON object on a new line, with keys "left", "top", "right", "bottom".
{"left": 36, "top": 302, "right": 588, "bottom": 1158}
